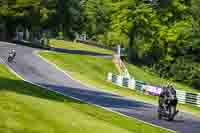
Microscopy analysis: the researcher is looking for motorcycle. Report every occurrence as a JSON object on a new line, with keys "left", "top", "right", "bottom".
{"left": 8, "top": 53, "right": 16, "bottom": 62}
{"left": 158, "top": 88, "right": 179, "bottom": 121}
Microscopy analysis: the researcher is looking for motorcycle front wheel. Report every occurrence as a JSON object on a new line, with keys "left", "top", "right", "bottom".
{"left": 168, "top": 105, "right": 176, "bottom": 121}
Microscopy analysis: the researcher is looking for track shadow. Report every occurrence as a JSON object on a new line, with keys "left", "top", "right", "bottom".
{"left": 171, "top": 119, "right": 185, "bottom": 123}
{"left": 37, "top": 83, "right": 154, "bottom": 110}
{"left": 0, "top": 76, "right": 153, "bottom": 110}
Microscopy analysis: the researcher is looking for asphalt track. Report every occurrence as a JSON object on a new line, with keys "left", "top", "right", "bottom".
{"left": 0, "top": 42, "right": 200, "bottom": 133}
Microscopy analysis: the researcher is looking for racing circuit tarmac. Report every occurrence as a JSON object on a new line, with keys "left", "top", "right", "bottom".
{"left": 0, "top": 42, "right": 200, "bottom": 133}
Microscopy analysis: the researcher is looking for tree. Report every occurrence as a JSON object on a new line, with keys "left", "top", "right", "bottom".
{"left": 55, "top": 0, "right": 82, "bottom": 38}
{"left": 111, "top": 0, "right": 159, "bottom": 62}
{"left": 81, "top": 0, "right": 112, "bottom": 40}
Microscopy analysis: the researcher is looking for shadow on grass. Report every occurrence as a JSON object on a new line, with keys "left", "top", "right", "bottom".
{"left": 0, "top": 77, "right": 83, "bottom": 104}
{"left": 50, "top": 47, "right": 112, "bottom": 58}
{"left": 13, "top": 40, "right": 50, "bottom": 50}
{"left": 12, "top": 40, "right": 112, "bottom": 58}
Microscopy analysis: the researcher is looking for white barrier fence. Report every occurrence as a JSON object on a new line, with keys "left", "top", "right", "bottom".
{"left": 107, "top": 72, "right": 200, "bottom": 107}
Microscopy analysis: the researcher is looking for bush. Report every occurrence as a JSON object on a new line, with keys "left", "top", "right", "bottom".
{"left": 152, "top": 57, "right": 200, "bottom": 90}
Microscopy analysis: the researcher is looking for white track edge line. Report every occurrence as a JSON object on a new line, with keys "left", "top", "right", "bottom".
{"left": 0, "top": 57, "right": 4, "bottom": 64}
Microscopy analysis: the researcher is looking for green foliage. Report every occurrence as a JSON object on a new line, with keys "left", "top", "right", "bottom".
{"left": 82, "top": 0, "right": 112, "bottom": 40}
{"left": 0, "top": 0, "right": 82, "bottom": 39}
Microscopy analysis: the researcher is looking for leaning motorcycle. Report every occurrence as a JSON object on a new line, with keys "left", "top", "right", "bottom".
{"left": 158, "top": 94, "right": 178, "bottom": 121}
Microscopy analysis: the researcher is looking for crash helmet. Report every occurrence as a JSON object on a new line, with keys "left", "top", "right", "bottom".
{"left": 167, "top": 82, "right": 171, "bottom": 88}
{"left": 162, "top": 85, "right": 168, "bottom": 92}
{"left": 170, "top": 84, "right": 176, "bottom": 90}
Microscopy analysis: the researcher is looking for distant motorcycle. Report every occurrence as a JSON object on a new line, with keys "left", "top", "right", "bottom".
{"left": 8, "top": 50, "right": 16, "bottom": 63}
{"left": 158, "top": 86, "right": 179, "bottom": 121}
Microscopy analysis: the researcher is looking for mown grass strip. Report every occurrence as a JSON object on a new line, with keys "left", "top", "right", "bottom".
{"left": 49, "top": 39, "right": 113, "bottom": 55}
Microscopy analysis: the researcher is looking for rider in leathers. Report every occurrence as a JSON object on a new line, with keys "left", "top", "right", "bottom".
{"left": 158, "top": 84, "right": 178, "bottom": 113}
{"left": 9, "top": 49, "right": 16, "bottom": 58}
{"left": 8, "top": 49, "right": 16, "bottom": 62}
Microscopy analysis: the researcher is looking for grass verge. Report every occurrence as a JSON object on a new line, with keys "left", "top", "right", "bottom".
{"left": 0, "top": 64, "right": 171, "bottom": 133}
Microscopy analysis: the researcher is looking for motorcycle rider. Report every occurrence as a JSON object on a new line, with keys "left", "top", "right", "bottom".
{"left": 8, "top": 49, "right": 16, "bottom": 62}
{"left": 158, "top": 85, "right": 169, "bottom": 111}
{"left": 158, "top": 83, "right": 178, "bottom": 120}
{"left": 9, "top": 49, "right": 16, "bottom": 57}
{"left": 158, "top": 83, "right": 178, "bottom": 112}
{"left": 168, "top": 84, "right": 179, "bottom": 114}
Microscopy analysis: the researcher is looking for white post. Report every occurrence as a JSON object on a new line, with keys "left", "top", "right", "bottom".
{"left": 107, "top": 72, "right": 112, "bottom": 81}
{"left": 83, "top": 32, "right": 87, "bottom": 41}
{"left": 128, "top": 78, "right": 136, "bottom": 90}
{"left": 176, "top": 90, "right": 186, "bottom": 104}
{"left": 117, "top": 45, "right": 121, "bottom": 56}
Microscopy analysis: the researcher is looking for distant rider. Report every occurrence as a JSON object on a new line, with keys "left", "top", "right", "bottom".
{"left": 9, "top": 49, "right": 16, "bottom": 58}
{"left": 8, "top": 49, "right": 16, "bottom": 62}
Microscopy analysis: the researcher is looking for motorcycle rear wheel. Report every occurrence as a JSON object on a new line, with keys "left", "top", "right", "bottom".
{"left": 158, "top": 112, "right": 162, "bottom": 120}
{"left": 8, "top": 56, "right": 13, "bottom": 62}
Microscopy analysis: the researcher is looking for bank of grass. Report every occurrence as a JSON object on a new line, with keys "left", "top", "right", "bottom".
{"left": 39, "top": 51, "right": 200, "bottom": 116}
{"left": 0, "top": 64, "right": 172, "bottom": 133}
{"left": 126, "top": 64, "right": 200, "bottom": 93}
{"left": 49, "top": 39, "right": 113, "bottom": 55}
{"left": 49, "top": 40, "right": 200, "bottom": 93}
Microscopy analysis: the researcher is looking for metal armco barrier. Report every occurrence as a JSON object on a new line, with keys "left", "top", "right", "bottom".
{"left": 135, "top": 80, "right": 145, "bottom": 91}
{"left": 107, "top": 72, "right": 200, "bottom": 107}
{"left": 177, "top": 90, "right": 200, "bottom": 107}
{"left": 107, "top": 73, "right": 144, "bottom": 91}
{"left": 122, "top": 77, "right": 129, "bottom": 87}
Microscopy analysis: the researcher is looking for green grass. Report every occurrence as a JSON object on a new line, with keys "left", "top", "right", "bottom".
{"left": 49, "top": 39, "right": 113, "bottom": 55}
{"left": 39, "top": 51, "right": 200, "bottom": 116}
{"left": 0, "top": 64, "right": 172, "bottom": 133}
